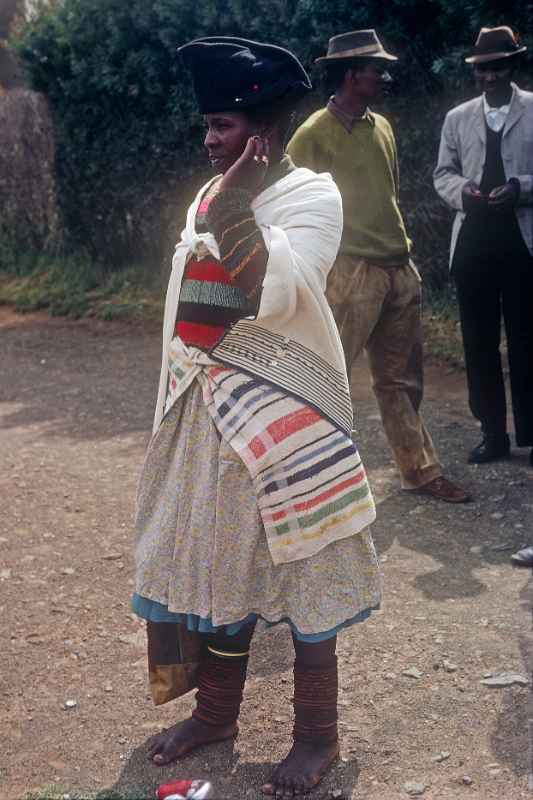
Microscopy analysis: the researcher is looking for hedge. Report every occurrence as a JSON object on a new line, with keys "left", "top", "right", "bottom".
{"left": 14, "top": 0, "right": 533, "bottom": 285}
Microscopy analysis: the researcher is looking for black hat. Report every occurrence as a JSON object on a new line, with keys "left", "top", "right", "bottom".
{"left": 178, "top": 36, "right": 312, "bottom": 114}
{"left": 465, "top": 26, "right": 526, "bottom": 64}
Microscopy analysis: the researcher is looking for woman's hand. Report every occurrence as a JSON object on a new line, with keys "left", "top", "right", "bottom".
{"left": 219, "top": 136, "right": 270, "bottom": 195}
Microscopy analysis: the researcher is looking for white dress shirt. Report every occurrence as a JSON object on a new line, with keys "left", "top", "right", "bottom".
{"left": 483, "top": 92, "right": 512, "bottom": 132}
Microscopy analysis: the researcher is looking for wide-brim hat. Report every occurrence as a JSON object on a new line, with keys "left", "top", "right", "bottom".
{"left": 465, "top": 26, "right": 527, "bottom": 64}
{"left": 178, "top": 36, "right": 312, "bottom": 114}
{"left": 315, "top": 29, "right": 397, "bottom": 64}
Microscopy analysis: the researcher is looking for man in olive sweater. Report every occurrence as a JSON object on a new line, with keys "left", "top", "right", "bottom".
{"left": 287, "top": 30, "right": 469, "bottom": 502}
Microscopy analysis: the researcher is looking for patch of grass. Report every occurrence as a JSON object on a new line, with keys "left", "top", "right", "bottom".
{"left": 23, "top": 786, "right": 96, "bottom": 800}
{"left": 0, "top": 254, "right": 163, "bottom": 322}
{"left": 24, "top": 785, "right": 150, "bottom": 800}
{"left": 423, "top": 286, "right": 465, "bottom": 368}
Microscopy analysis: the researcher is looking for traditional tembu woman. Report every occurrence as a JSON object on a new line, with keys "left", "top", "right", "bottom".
{"left": 132, "top": 36, "right": 381, "bottom": 797}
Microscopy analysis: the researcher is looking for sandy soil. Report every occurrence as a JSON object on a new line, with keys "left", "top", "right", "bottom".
{"left": 1, "top": 307, "right": 533, "bottom": 800}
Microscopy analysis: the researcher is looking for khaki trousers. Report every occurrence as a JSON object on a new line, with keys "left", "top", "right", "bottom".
{"left": 327, "top": 255, "right": 441, "bottom": 490}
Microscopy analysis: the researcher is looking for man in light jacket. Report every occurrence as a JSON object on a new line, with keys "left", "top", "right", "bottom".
{"left": 434, "top": 26, "right": 533, "bottom": 467}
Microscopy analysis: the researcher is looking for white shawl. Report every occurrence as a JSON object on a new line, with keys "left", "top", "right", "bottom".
{"left": 153, "top": 167, "right": 349, "bottom": 435}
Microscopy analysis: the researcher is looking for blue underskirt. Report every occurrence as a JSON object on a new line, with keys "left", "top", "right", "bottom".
{"left": 131, "top": 593, "right": 379, "bottom": 643}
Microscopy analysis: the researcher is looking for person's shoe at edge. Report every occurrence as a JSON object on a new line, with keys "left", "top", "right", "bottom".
{"left": 417, "top": 476, "right": 471, "bottom": 503}
{"left": 511, "top": 546, "right": 533, "bottom": 568}
{"left": 468, "top": 434, "right": 511, "bottom": 464}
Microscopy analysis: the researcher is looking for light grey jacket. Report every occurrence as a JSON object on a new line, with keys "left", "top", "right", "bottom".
{"left": 434, "top": 84, "right": 533, "bottom": 265}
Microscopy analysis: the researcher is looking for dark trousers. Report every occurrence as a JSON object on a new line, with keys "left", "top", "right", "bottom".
{"left": 453, "top": 223, "right": 533, "bottom": 447}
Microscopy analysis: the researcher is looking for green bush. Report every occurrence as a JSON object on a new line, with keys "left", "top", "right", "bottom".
{"left": 14, "top": 0, "right": 532, "bottom": 287}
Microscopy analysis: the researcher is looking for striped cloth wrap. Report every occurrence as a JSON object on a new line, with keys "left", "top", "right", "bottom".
{"left": 196, "top": 364, "right": 376, "bottom": 565}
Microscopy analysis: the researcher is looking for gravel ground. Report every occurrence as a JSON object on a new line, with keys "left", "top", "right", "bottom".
{"left": 1, "top": 307, "right": 533, "bottom": 800}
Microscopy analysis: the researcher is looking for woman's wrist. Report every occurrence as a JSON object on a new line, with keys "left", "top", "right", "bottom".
{"left": 205, "top": 188, "right": 254, "bottom": 240}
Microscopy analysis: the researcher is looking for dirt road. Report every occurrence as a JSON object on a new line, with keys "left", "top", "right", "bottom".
{"left": 1, "top": 308, "right": 533, "bottom": 800}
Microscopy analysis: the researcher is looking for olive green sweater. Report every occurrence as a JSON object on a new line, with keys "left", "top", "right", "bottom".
{"left": 287, "top": 107, "right": 411, "bottom": 264}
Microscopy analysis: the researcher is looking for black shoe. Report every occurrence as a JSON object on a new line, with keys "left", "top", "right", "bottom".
{"left": 511, "top": 546, "right": 533, "bottom": 568}
{"left": 468, "top": 434, "right": 510, "bottom": 464}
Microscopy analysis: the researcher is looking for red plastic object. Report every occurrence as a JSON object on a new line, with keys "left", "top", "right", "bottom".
{"left": 156, "top": 779, "right": 212, "bottom": 800}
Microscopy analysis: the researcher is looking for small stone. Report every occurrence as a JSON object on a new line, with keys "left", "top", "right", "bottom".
{"left": 490, "top": 512, "right": 504, "bottom": 520}
{"left": 403, "top": 781, "right": 427, "bottom": 796}
{"left": 0, "top": 568, "right": 12, "bottom": 580}
{"left": 384, "top": 672, "right": 396, "bottom": 680}
{"left": 462, "top": 775, "right": 473, "bottom": 785}
{"left": 431, "top": 751, "right": 451, "bottom": 763}
{"left": 102, "top": 552, "right": 123, "bottom": 561}
{"left": 409, "top": 506, "right": 425, "bottom": 516}
{"left": 331, "top": 791, "right": 343, "bottom": 799}
{"left": 104, "top": 683, "right": 113, "bottom": 693}
{"left": 480, "top": 672, "right": 529, "bottom": 688}
{"left": 61, "top": 567, "right": 75, "bottom": 575}
{"left": 443, "top": 660, "right": 458, "bottom": 673}
{"left": 64, "top": 699, "right": 77, "bottom": 709}
{"left": 469, "top": 545, "right": 483, "bottom": 554}
{"left": 434, "top": 636, "right": 444, "bottom": 645}
{"left": 402, "top": 667, "right": 423, "bottom": 679}
{"left": 491, "top": 495, "right": 505, "bottom": 502}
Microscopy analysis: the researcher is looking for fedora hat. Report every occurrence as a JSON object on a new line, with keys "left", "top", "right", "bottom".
{"left": 315, "top": 29, "right": 397, "bottom": 64}
{"left": 465, "top": 26, "right": 527, "bottom": 64}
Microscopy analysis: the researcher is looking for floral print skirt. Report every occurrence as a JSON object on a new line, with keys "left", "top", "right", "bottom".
{"left": 132, "top": 380, "right": 381, "bottom": 641}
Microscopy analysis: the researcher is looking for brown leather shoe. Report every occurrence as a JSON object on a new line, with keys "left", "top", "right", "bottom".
{"left": 417, "top": 476, "right": 471, "bottom": 503}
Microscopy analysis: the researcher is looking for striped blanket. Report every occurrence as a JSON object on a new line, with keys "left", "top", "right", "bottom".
{"left": 196, "top": 364, "right": 376, "bottom": 565}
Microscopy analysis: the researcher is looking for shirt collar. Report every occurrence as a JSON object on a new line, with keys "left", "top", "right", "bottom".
{"left": 482, "top": 86, "right": 515, "bottom": 132}
{"left": 327, "top": 96, "right": 375, "bottom": 133}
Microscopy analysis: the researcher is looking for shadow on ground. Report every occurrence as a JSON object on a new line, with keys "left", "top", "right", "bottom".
{"left": 96, "top": 738, "right": 360, "bottom": 800}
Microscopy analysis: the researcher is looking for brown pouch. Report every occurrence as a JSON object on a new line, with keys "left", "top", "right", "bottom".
{"left": 147, "top": 620, "right": 204, "bottom": 706}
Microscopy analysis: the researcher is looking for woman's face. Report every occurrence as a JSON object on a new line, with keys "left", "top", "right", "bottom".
{"left": 204, "top": 112, "right": 259, "bottom": 173}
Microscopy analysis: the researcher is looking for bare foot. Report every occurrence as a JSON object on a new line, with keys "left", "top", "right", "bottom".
{"left": 148, "top": 716, "right": 237, "bottom": 765}
{"left": 261, "top": 739, "right": 340, "bottom": 796}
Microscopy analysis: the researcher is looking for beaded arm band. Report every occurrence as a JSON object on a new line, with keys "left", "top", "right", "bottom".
{"left": 206, "top": 188, "right": 268, "bottom": 300}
